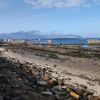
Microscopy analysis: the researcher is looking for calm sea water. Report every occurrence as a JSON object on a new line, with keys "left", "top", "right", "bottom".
{"left": 52, "top": 38, "right": 87, "bottom": 45}
{"left": 31, "top": 38, "right": 100, "bottom": 48}
{"left": 32, "top": 38, "right": 87, "bottom": 45}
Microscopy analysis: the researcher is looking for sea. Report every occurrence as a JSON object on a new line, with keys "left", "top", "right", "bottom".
{"left": 31, "top": 38, "right": 100, "bottom": 48}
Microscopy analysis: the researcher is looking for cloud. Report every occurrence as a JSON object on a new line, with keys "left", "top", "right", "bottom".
{"left": 25, "top": 0, "right": 100, "bottom": 8}
{"left": 66, "top": 0, "right": 85, "bottom": 7}
{"left": 25, "top": 0, "right": 86, "bottom": 8}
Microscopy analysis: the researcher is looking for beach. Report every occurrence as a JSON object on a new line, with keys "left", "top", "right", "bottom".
{"left": 0, "top": 44, "right": 100, "bottom": 97}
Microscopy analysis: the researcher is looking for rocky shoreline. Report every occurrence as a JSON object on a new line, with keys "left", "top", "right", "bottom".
{"left": 0, "top": 56, "right": 100, "bottom": 100}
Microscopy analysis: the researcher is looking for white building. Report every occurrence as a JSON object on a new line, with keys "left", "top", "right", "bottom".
{"left": 47, "top": 39, "right": 53, "bottom": 45}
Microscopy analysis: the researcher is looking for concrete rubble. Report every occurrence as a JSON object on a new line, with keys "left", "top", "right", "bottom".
{"left": 0, "top": 57, "right": 100, "bottom": 100}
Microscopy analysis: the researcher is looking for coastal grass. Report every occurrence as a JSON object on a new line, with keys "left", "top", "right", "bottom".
{"left": 47, "top": 53, "right": 59, "bottom": 59}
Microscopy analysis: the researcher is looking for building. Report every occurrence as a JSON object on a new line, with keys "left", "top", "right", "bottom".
{"left": 5, "top": 39, "right": 26, "bottom": 44}
{"left": 88, "top": 39, "right": 100, "bottom": 45}
{"left": 47, "top": 39, "right": 53, "bottom": 45}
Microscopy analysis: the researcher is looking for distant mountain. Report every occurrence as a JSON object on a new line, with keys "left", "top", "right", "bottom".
{"left": 0, "top": 31, "right": 82, "bottom": 39}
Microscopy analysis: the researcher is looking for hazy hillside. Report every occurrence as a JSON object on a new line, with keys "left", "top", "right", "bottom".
{"left": 0, "top": 31, "right": 81, "bottom": 39}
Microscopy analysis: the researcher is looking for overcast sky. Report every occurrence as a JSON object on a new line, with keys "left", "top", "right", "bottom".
{"left": 0, "top": 0, "right": 100, "bottom": 37}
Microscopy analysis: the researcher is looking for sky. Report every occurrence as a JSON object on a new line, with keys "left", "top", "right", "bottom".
{"left": 0, "top": 0, "right": 100, "bottom": 37}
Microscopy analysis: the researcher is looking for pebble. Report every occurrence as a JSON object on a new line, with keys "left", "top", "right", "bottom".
{"left": 0, "top": 57, "right": 97, "bottom": 100}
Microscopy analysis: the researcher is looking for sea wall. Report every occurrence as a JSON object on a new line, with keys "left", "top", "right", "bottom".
{"left": 88, "top": 39, "right": 100, "bottom": 45}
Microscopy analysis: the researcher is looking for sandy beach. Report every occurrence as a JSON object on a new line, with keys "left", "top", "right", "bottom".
{"left": 0, "top": 46, "right": 100, "bottom": 96}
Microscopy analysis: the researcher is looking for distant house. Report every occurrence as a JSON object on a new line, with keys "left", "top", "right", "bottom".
{"left": 88, "top": 39, "right": 100, "bottom": 45}
{"left": 5, "top": 39, "right": 26, "bottom": 44}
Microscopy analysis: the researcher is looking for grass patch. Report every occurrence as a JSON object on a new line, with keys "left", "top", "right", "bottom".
{"left": 48, "top": 53, "right": 59, "bottom": 59}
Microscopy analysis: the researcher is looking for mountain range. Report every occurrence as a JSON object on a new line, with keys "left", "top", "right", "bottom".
{"left": 0, "top": 31, "right": 81, "bottom": 39}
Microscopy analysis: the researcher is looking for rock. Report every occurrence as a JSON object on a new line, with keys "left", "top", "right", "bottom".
{"left": 42, "top": 91, "right": 53, "bottom": 96}
{"left": 51, "top": 73, "right": 59, "bottom": 78}
{"left": 12, "top": 96, "right": 21, "bottom": 100}
{"left": 0, "top": 64, "right": 10, "bottom": 68}
{"left": 92, "top": 96, "right": 100, "bottom": 100}
{"left": 0, "top": 75, "right": 9, "bottom": 84}
{"left": 0, "top": 96, "right": 3, "bottom": 100}
{"left": 64, "top": 98, "right": 74, "bottom": 100}
{"left": 38, "top": 81, "right": 47, "bottom": 86}
{"left": 55, "top": 93, "right": 70, "bottom": 100}
{"left": 87, "top": 95, "right": 93, "bottom": 100}
{"left": 0, "top": 57, "right": 98, "bottom": 100}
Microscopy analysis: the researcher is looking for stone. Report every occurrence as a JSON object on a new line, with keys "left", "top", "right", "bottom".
{"left": 38, "top": 81, "right": 47, "bottom": 86}
{"left": 42, "top": 91, "right": 53, "bottom": 96}
{"left": 0, "top": 96, "right": 3, "bottom": 100}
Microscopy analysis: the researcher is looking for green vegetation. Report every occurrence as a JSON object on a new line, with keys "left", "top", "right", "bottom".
{"left": 48, "top": 53, "right": 59, "bottom": 59}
